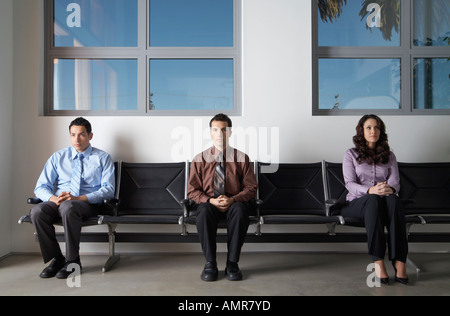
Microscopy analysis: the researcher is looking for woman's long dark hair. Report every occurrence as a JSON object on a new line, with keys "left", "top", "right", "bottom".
{"left": 353, "top": 114, "right": 390, "bottom": 165}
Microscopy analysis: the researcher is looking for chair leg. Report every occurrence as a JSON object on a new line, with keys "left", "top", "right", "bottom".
{"left": 179, "top": 216, "right": 188, "bottom": 236}
{"left": 406, "top": 223, "right": 413, "bottom": 236}
{"left": 404, "top": 223, "right": 421, "bottom": 276}
{"left": 406, "top": 257, "right": 421, "bottom": 276}
{"left": 255, "top": 222, "right": 262, "bottom": 236}
{"left": 102, "top": 223, "right": 120, "bottom": 273}
{"left": 327, "top": 223, "right": 337, "bottom": 236}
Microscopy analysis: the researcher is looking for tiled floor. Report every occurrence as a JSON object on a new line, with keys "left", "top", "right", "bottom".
{"left": 0, "top": 252, "right": 449, "bottom": 296}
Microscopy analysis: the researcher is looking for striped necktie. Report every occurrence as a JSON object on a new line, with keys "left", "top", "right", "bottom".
{"left": 69, "top": 153, "right": 84, "bottom": 197}
{"left": 213, "top": 153, "right": 226, "bottom": 198}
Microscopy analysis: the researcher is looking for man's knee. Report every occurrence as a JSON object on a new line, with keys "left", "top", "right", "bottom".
{"left": 30, "top": 204, "right": 44, "bottom": 222}
{"left": 30, "top": 202, "right": 54, "bottom": 223}
{"left": 196, "top": 203, "right": 216, "bottom": 218}
{"left": 58, "top": 200, "right": 80, "bottom": 219}
{"left": 228, "top": 202, "right": 250, "bottom": 219}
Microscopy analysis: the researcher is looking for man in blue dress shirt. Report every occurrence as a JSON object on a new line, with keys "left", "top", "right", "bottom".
{"left": 31, "top": 117, "right": 115, "bottom": 279}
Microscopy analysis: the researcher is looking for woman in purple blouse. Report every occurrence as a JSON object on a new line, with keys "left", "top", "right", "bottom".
{"left": 342, "top": 114, "right": 408, "bottom": 285}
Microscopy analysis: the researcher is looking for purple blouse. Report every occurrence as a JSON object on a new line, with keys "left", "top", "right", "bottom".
{"left": 343, "top": 148, "right": 401, "bottom": 202}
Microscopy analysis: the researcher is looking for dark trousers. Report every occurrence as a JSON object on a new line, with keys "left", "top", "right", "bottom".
{"left": 341, "top": 194, "right": 408, "bottom": 263}
{"left": 30, "top": 200, "right": 98, "bottom": 263}
{"left": 195, "top": 202, "right": 251, "bottom": 263}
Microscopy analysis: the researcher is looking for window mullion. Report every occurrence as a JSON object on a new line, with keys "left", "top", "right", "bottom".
{"left": 401, "top": 0, "right": 412, "bottom": 114}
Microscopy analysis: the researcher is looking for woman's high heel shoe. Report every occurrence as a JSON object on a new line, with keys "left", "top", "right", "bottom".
{"left": 392, "top": 262, "right": 409, "bottom": 285}
{"left": 376, "top": 276, "right": 390, "bottom": 285}
{"left": 374, "top": 261, "right": 390, "bottom": 285}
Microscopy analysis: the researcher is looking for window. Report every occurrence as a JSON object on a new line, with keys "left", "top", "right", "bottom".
{"left": 312, "top": 0, "right": 450, "bottom": 115}
{"left": 45, "top": 0, "right": 241, "bottom": 116}
{"left": 149, "top": 59, "right": 234, "bottom": 111}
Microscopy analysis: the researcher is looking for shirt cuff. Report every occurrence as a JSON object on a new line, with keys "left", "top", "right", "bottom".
{"left": 35, "top": 191, "right": 53, "bottom": 203}
{"left": 231, "top": 194, "right": 246, "bottom": 203}
{"left": 359, "top": 185, "right": 372, "bottom": 196}
{"left": 200, "top": 195, "right": 210, "bottom": 204}
{"left": 85, "top": 193, "right": 98, "bottom": 204}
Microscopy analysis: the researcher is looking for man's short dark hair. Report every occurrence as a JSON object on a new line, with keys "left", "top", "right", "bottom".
{"left": 209, "top": 113, "right": 232, "bottom": 128}
{"left": 69, "top": 117, "right": 92, "bottom": 134}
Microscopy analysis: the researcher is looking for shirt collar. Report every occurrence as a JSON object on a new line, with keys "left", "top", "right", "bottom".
{"left": 70, "top": 145, "right": 92, "bottom": 160}
{"left": 210, "top": 146, "right": 233, "bottom": 162}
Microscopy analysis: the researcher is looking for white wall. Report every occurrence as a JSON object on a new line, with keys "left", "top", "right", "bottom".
{"left": 10, "top": 0, "right": 450, "bottom": 255}
{"left": 0, "top": 0, "right": 14, "bottom": 258}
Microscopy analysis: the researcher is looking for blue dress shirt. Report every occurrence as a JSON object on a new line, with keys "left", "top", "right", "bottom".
{"left": 34, "top": 145, "right": 115, "bottom": 204}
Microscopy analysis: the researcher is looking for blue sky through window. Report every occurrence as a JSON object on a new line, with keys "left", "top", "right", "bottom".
{"left": 54, "top": 59, "right": 138, "bottom": 111}
{"left": 54, "top": 0, "right": 138, "bottom": 47}
{"left": 150, "top": 0, "right": 233, "bottom": 47}
{"left": 150, "top": 59, "right": 234, "bottom": 111}
{"left": 317, "top": 1, "right": 402, "bottom": 110}
{"left": 319, "top": 59, "right": 401, "bottom": 110}
{"left": 414, "top": 59, "right": 450, "bottom": 109}
{"left": 318, "top": 0, "right": 400, "bottom": 47}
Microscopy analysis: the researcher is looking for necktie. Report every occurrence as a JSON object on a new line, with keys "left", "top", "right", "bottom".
{"left": 213, "top": 153, "right": 226, "bottom": 198}
{"left": 69, "top": 153, "right": 84, "bottom": 197}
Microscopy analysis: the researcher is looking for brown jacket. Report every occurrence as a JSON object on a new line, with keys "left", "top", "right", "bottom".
{"left": 188, "top": 146, "right": 257, "bottom": 204}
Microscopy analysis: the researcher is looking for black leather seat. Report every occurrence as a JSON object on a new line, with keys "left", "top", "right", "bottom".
{"left": 398, "top": 162, "right": 450, "bottom": 226}
{"left": 100, "top": 162, "right": 186, "bottom": 225}
{"left": 98, "top": 161, "right": 188, "bottom": 271}
{"left": 258, "top": 162, "right": 342, "bottom": 229}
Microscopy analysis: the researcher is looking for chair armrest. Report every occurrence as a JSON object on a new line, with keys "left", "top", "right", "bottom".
{"left": 100, "top": 198, "right": 119, "bottom": 216}
{"left": 21, "top": 198, "right": 42, "bottom": 225}
{"left": 326, "top": 199, "right": 339, "bottom": 206}
{"left": 254, "top": 199, "right": 264, "bottom": 218}
{"left": 325, "top": 199, "right": 340, "bottom": 217}
{"left": 27, "top": 198, "right": 43, "bottom": 205}
{"left": 18, "top": 215, "right": 31, "bottom": 224}
{"left": 401, "top": 199, "right": 416, "bottom": 206}
{"left": 103, "top": 198, "right": 119, "bottom": 206}
{"left": 180, "top": 199, "right": 195, "bottom": 218}
{"left": 179, "top": 199, "right": 191, "bottom": 206}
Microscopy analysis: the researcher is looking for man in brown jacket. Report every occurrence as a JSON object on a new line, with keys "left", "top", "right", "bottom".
{"left": 188, "top": 114, "right": 257, "bottom": 282}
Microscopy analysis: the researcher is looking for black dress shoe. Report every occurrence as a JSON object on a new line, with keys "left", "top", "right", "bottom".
{"left": 55, "top": 260, "right": 82, "bottom": 279}
{"left": 39, "top": 258, "right": 66, "bottom": 279}
{"left": 201, "top": 262, "right": 218, "bottom": 282}
{"left": 225, "top": 261, "right": 243, "bottom": 281}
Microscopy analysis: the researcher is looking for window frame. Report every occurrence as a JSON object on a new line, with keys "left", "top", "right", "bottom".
{"left": 312, "top": 0, "right": 450, "bottom": 116}
{"left": 44, "top": 0, "right": 242, "bottom": 116}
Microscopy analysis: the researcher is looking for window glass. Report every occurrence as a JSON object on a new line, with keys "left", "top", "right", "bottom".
{"left": 53, "top": 59, "right": 138, "bottom": 111}
{"left": 149, "top": 59, "right": 234, "bottom": 111}
{"left": 54, "top": 0, "right": 138, "bottom": 47}
{"left": 318, "top": 0, "right": 400, "bottom": 46}
{"left": 318, "top": 59, "right": 401, "bottom": 110}
{"left": 413, "top": 0, "right": 450, "bottom": 46}
{"left": 150, "top": 0, "right": 233, "bottom": 47}
{"left": 414, "top": 58, "right": 450, "bottom": 109}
